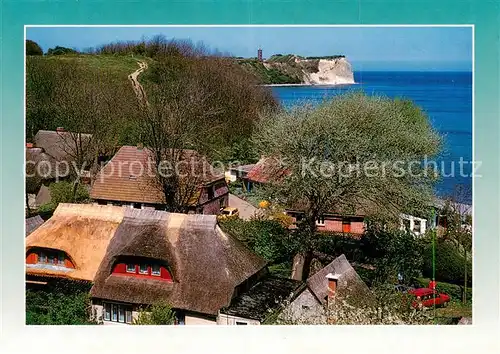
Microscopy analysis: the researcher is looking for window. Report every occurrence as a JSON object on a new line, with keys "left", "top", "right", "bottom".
{"left": 118, "top": 307, "right": 125, "bottom": 323}
{"left": 104, "top": 303, "right": 111, "bottom": 321}
{"left": 302, "top": 305, "right": 310, "bottom": 310}
{"left": 39, "top": 251, "right": 47, "bottom": 263}
{"left": 236, "top": 321, "right": 247, "bottom": 325}
{"left": 126, "top": 264, "right": 136, "bottom": 273}
{"left": 219, "top": 198, "right": 225, "bottom": 209}
{"left": 112, "top": 304, "right": 118, "bottom": 322}
{"left": 413, "top": 219, "right": 421, "bottom": 233}
{"left": 139, "top": 264, "right": 149, "bottom": 275}
{"left": 316, "top": 216, "right": 325, "bottom": 226}
{"left": 208, "top": 186, "right": 214, "bottom": 200}
{"left": 57, "top": 252, "right": 65, "bottom": 265}
{"left": 47, "top": 253, "right": 55, "bottom": 264}
{"left": 151, "top": 264, "right": 161, "bottom": 276}
{"left": 104, "top": 303, "right": 133, "bottom": 324}
{"left": 133, "top": 203, "right": 142, "bottom": 209}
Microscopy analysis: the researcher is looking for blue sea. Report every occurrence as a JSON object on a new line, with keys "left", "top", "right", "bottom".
{"left": 271, "top": 71, "right": 473, "bottom": 203}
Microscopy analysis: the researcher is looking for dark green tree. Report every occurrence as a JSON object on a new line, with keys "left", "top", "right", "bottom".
{"left": 26, "top": 40, "right": 43, "bottom": 56}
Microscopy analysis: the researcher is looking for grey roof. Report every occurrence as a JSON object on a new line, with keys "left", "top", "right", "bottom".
{"left": 306, "top": 254, "right": 372, "bottom": 305}
{"left": 34, "top": 130, "right": 93, "bottom": 162}
{"left": 25, "top": 215, "right": 44, "bottom": 237}
{"left": 220, "top": 275, "right": 305, "bottom": 321}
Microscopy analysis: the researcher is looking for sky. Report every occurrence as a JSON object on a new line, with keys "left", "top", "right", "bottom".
{"left": 26, "top": 26, "right": 473, "bottom": 71}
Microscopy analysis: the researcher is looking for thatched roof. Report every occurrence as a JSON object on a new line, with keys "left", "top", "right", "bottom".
{"left": 220, "top": 276, "right": 304, "bottom": 321}
{"left": 25, "top": 215, "right": 44, "bottom": 236}
{"left": 34, "top": 129, "right": 93, "bottom": 162}
{"left": 90, "top": 146, "right": 225, "bottom": 204}
{"left": 90, "top": 208, "right": 267, "bottom": 315}
{"left": 26, "top": 203, "right": 125, "bottom": 282}
{"left": 307, "top": 254, "right": 371, "bottom": 305}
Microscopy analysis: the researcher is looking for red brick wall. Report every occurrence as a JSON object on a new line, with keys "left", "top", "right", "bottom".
{"left": 287, "top": 212, "right": 365, "bottom": 235}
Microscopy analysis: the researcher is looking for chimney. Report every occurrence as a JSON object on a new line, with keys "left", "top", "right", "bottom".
{"left": 326, "top": 273, "right": 341, "bottom": 300}
{"left": 56, "top": 127, "right": 65, "bottom": 132}
{"left": 26, "top": 142, "right": 34, "bottom": 148}
{"left": 137, "top": 143, "right": 144, "bottom": 150}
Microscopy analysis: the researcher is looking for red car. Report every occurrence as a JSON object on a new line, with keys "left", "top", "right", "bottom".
{"left": 408, "top": 288, "right": 450, "bottom": 310}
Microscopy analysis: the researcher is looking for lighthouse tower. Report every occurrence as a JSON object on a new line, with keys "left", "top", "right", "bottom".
{"left": 257, "top": 48, "right": 263, "bottom": 62}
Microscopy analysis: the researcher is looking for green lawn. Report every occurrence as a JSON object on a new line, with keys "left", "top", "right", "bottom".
{"left": 39, "top": 54, "right": 151, "bottom": 79}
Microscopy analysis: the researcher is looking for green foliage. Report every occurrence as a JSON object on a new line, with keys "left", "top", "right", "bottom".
{"left": 422, "top": 240, "right": 472, "bottom": 286}
{"left": 253, "top": 92, "right": 442, "bottom": 256}
{"left": 133, "top": 301, "right": 176, "bottom": 325}
{"left": 361, "top": 227, "right": 425, "bottom": 285}
{"left": 416, "top": 278, "right": 472, "bottom": 303}
{"left": 26, "top": 40, "right": 43, "bottom": 56}
{"left": 219, "top": 219, "right": 299, "bottom": 265}
{"left": 26, "top": 281, "right": 96, "bottom": 325}
{"left": 47, "top": 46, "right": 79, "bottom": 56}
{"left": 50, "top": 181, "right": 89, "bottom": 204}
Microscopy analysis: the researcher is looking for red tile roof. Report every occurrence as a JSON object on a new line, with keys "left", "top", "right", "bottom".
{"left": 246, "top": 157, "right": 289, "bottom": 184}
{"left": 90, "top": 146, "right": 224, "bottom": 205}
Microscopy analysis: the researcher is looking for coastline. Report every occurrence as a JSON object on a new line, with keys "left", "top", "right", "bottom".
{"left": 260, "top": 82, "right": 357, "bottom": 87}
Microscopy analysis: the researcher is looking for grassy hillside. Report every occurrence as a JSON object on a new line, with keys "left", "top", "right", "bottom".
{"left": 237, "top": 58, "right": 302, "bottom": 84}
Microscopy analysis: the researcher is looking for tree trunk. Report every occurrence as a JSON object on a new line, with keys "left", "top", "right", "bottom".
{"left": 291, "top": 250, "right": 314, "bottom": 281}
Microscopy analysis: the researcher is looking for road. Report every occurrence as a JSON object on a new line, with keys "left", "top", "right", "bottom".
{"left": 228, "top": 194, "right": 259, "bottom": 220}
{"left": 128, "top": 61, "right": 148, "bottom": 106}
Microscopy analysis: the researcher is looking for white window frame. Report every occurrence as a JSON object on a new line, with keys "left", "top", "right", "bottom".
{"left": 126, "top": 264, "right": 136, "bottom": 273}
{"left": 316, "top": 216, "right": 325, "bottom": 226}
{"left": 139, "top": 264, "right": 149, "bottom": 275}
{"left": 151, "top": 264, "right": 161, "bottom": 276}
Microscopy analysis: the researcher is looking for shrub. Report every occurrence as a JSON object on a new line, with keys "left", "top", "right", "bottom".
{"left": 26, "top": 281, "right": 96, "bottom": 325}
{"left": 422, "top": 240, "right": 472, "bottom": 286}
{"left": 133, "top": 301, "right": 175, "bottom": 325}
{"left": 219, "top": 219, "right": 298, "bottom": 265}
{"left": 26, "top": 40, "right": 43, "bottom": 56}
{"left": 49, "top": 181, "right": 90, "bottom": 205}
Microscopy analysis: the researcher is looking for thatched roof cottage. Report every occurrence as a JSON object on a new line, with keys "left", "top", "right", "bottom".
{"left": 25, "top": 203, "right": 269, "bottom": 325}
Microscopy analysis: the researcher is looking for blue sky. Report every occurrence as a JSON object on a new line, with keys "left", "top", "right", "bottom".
{"left": 26, "top": 26, "right": 472, "bottom": 71}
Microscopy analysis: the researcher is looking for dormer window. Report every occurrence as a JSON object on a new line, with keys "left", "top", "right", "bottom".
{"left": 26, "top": 248, "right": 74, "bottom": 269}
{"left": 112, "top": 258, "right": 172, "bottom": 282}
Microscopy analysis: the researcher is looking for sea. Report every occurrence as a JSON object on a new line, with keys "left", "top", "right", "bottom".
{"left": 271, "top": 71, "right": 473, "bottom": 204}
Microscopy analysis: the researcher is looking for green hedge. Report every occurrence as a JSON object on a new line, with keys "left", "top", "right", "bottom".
{"left": 416, "top": 277, "right": 472, "bottom": 302}
{"left": 422, "top": 241, "right": 472, "bottom": 286}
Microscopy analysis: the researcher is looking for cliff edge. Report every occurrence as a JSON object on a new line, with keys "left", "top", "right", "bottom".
{"left": 238, "top": 54, "right": 355, "bottom": 85}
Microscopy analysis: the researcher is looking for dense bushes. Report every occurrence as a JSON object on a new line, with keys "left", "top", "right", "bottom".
{"left": 26, "top": 281, "right": 95, "bottom": 325}
{"left": 219, "top": 219, "right": 300, "bottom": 265}
{"left": 37, "top": 181, "right": 90, "bottom": 214}
{"left": 422, "top": 240, "right": 472, "bottom": 286}
{"left": 26, "top": 40, "right": 43, "bottom": 56}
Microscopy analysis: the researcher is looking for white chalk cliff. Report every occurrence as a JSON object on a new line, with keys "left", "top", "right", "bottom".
{"left": 299, "top": 57, "right": 354, "bottom": 85}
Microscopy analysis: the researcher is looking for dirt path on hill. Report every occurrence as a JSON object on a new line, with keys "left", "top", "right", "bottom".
{"left": 128, "top": 61, "right": 149, "bottom": 106}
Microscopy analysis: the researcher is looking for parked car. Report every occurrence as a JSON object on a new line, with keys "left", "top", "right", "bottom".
{"left": 394, "top": 284, "right": 414, "bottom": 293}
{"left": 217, "top": 207, "right": 239, "bottom": 221}
{"left": 408, "top": 288, "right": 450, "bottom": 310}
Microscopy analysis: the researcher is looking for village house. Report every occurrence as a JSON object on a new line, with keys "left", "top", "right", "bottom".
{"left": 26, "top": 128, "right": 94, "bottom": 209}
{"left": 218, "top": 254, "right": 371, "bottom": 325}
{"left": 25, "top": 203, "right": 272, "bottom": 325}
{"left": 244, "top": 157, "right": 432, "bottom": 237}
{"left": 224, "top": 163, "right": 256, "bottom": 185}
{"left": 90, "top": 145, "right": 229, "bottom": 215}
